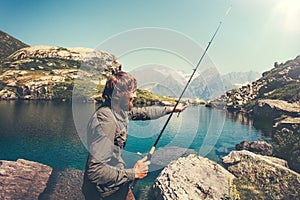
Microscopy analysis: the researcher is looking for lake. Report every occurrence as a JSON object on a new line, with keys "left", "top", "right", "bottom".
{"left": 0, "top": 101, "right": 268, "bottom": 194}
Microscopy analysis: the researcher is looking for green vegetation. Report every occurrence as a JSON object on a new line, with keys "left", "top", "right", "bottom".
{"left": 2, "top": 58, "right": 82, "bottom": 71}
{"left": 134, "top": 88, "right": 176, "bottom": 105}
{"left": 73, "top": 80, "right": 98, "bottom": 100}
{"left": 233, "top": 178, "right": 267, "bottom": 200}
{"left": 264, "top": 82, "right": 300, "bottom": 102}
{"left": 52, "top": 82, "right": 73, "bottom": 101}
{"left": 221, "top": 178, "right": 240, "bottom": 200}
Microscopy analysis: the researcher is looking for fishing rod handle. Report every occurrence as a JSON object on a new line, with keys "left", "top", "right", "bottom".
{"left": 130, "top": 146, "right": 156, "bottom": 189}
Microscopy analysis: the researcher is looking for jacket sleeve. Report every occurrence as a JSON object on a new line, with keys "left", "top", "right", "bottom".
{"left": 86, "top": 109, "right": 135, "bottom": 191}
{"left": 129, "top": 106, "right": 170, "bottom": 120}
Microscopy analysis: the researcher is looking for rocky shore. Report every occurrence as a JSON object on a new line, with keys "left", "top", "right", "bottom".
{"left": 3, "top": 146, "right": 300, "bottom": 200}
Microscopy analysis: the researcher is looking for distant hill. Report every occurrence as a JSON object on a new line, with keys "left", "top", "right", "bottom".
{"left": 0, "top": 30, "right": 29, "bottom": 60}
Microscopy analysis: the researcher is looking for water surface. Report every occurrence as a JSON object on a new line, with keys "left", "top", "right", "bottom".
{"left": 0, "top": 101, "right": 267, "bottom": 194}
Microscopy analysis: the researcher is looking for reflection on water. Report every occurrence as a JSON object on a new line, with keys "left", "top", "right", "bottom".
{"left": 226, "top": 111, "right": 254, "bottom": 128}
{"left": 226, "top": 111, "right": 274, "bottom": 140}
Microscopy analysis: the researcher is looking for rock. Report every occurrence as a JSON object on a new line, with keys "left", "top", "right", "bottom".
{"left": 235, "top": 141, "right": 273, "bottom": 156}
{"left": 152, "top": 154, "right": 235, "bottom": 200}
{"left": 222, "top": 150, "right": 300, "bottom": 199}
{"left": 0, "top": 159, "right": 52, "bottom": 200}
{"left": 273, "top": 117, "right": 300, "bottom": 132}
{"left": 0, "top": 89, "right": 18, "bottom": 100}
{"left": 39, "top": 168, "right": 84, "bottom": 200}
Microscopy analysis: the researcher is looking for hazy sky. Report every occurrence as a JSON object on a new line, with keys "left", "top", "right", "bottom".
{"left": 1, "top": 0, "right": 300, "bottom": 74}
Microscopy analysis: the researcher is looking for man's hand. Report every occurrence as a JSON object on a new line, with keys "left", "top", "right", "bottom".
{"left": 166, "top": 104, "right": 188, "bottom": 114}
{"left": 133, "top": 156, "right": 151, "bottom": 179}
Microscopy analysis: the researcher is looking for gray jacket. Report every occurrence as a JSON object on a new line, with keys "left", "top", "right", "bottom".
{"left": 84, "top": 105, "right": 169, "bottom": 197}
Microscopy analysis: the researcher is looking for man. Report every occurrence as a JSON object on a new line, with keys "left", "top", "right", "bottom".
{"left": 82, "top": 71, "right": 186, "bottom": 200}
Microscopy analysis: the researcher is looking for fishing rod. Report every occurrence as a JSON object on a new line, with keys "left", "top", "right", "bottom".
{"left": 131, "top": 6, "right": 232, "bottom": 189}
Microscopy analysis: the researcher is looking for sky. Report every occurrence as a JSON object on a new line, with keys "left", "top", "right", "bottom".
{"left": 1, "top": 0, "right": 300, "bottom": 74}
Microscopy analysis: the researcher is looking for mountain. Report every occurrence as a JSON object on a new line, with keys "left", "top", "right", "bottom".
{"left": 0, "top": 30, "right": 29, "bottom": 60}
{"left": 221, "top": 71, "right": 261, "bottom": 90}
{"left": 130, "top": 65, "right": 187, "bottom": 98}
{"left": 189, "top": 70, "right": 261, "bottom": 100}
{"left": 131, "top": 65, "right": 260, "bottom": 101}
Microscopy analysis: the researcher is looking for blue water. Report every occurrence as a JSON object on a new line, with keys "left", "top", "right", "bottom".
{"left": 0, "top": 101, "right": 267, "bottom": 191}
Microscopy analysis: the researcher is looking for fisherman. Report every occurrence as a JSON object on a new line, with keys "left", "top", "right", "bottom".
{"left": 82, "top": 71, "right": 187, "bottom": 200}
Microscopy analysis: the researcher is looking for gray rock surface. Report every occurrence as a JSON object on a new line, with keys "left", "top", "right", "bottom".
{"left": 0, "top": 159, "right": 52, "bottom": 200}
{"left": 152, "top": 154, "right": 235, "bottom": 200}
{"left": 273, "top": 116, "right": 300, "bottom": 131}
{"left": 235, "top": 140, "right": 273, "bottom": 156}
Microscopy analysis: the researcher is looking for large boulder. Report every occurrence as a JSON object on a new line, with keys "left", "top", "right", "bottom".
{"left": 150, "top": 146, "right": 196, "bottom": 171}
{"left": 222, "top": 150, "right": 300, "bottom": 199}
{"left": 0, "top": 159, "right": 52, "bottom": 200}
{"left": 252, "top": 99, "right": 300, "bottom": 119}
{"left": 152, "top": 154, "right": 235, "bottom": 200}
{"left": 236, "top": 141, "right": 273, "bottom": 156}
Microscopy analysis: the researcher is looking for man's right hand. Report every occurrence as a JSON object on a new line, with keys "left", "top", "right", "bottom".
{"left": 133, "top": 156, "right": 151, "bottom": 179}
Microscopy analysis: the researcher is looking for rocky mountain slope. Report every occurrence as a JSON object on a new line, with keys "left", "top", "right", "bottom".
{"left": 209, "top": 55, "right": 300, "bottom": 173}
{"left": 212, "top": 55, "right": 300, "bottom": 110}
{"left": 0, "top": 30, "right": 29, "bottom": 60}
{"left": 0, "top": 45, "right": 121, "bottom": 101}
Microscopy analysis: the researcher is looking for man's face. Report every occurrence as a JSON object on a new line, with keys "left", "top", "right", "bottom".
{"left": 129, "top": 90, "right": 137, "bottom": 110}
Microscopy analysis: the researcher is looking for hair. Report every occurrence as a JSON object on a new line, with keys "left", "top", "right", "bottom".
{"left": 102, "top": 71, "right": 137, "bottom": 104}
